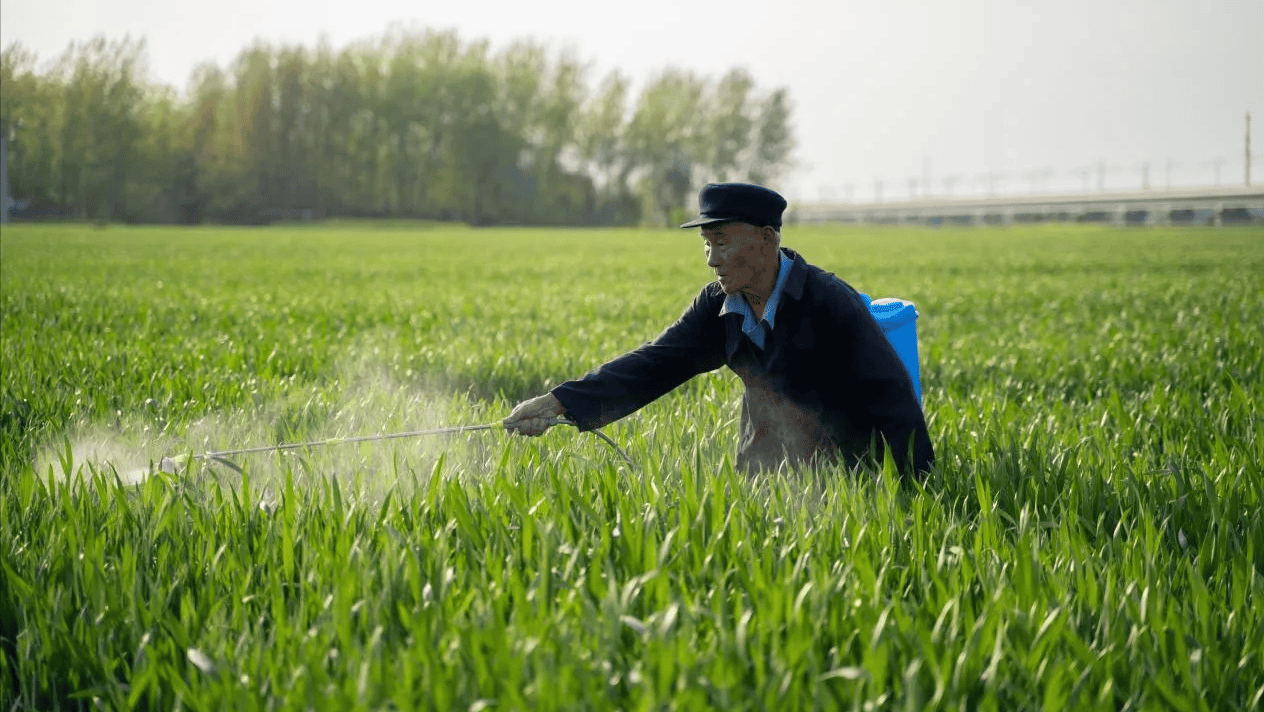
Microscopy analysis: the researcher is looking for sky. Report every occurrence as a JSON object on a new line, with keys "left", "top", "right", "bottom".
{"left": 3, "top": 0, "right": 1261, "bottom": 204}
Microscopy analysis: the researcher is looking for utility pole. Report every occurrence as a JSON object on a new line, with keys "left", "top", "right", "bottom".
{"left": 1247, "top": 111, "right": 1252, "bottom": 186}
{"left": 1072, "top": 166, "right": 1092, "bottom": 192}
{"left": 979, "top": 172, "right": 1003, "bottom": 196}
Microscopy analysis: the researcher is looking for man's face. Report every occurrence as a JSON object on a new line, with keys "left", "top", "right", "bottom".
{"left": 700, "top": 221, "right": 777, "bottom": 296}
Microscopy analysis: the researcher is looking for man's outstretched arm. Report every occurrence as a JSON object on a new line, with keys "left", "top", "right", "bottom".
{"left": 504, "top": 287, "right": 727, "bottom": 436}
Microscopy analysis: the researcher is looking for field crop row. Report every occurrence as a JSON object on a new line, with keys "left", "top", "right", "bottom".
{"left": 1, "top": 222, "right": 1262, "bottom": 710}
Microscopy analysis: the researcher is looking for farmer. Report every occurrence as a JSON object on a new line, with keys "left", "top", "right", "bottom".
{"left": 504, "top": 183, "right": 933, "bottom": 475}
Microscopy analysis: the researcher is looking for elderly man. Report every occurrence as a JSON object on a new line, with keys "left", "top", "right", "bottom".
{"left": 505, "top": 183, "right": 933, "bottom": 475}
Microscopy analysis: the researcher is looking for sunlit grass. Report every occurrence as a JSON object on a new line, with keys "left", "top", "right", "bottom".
{"left": 2, "top": 222, "right": 1262, "bottom": 710}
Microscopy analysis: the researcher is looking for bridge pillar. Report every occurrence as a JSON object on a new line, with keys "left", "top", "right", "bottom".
{"left": 1212, "top": 202, "right": 1224, "bottom": 227}
{"left": 1112, "top": 203, "right": 1127, "bottom": 226}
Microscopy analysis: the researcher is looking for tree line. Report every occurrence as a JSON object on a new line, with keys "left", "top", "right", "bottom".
{"left": 1, "top": 30, "right": 794, "bottom": 226}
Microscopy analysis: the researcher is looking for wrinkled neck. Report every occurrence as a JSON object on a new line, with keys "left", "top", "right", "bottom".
{"left": 741, "top": 253, "right": 780, "bottom": 320}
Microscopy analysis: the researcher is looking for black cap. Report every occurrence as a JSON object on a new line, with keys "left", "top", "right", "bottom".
{"left": 679, "top": 183, "right": 788, "bottom": 229}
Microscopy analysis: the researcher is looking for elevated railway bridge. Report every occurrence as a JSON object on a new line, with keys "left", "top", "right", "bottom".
{"left": 790, "top": 185, "right": 1264, "bottom": 227}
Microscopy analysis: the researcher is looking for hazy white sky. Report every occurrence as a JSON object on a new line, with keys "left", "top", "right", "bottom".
{"left": 3, "top": 0, "right": 1261, "bottom": 203}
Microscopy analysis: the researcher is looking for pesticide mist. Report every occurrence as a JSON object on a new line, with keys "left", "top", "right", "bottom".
{"left": 33, "top": 350, "right": 501, "bottom": 495}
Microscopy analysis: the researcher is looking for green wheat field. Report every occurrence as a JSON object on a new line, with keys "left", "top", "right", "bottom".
{"left": 2, "top": 222, "right": 1261, "bottom": 711}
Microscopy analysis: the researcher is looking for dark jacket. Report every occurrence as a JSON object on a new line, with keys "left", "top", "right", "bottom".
{"left": 551, "top": 248, "right": 934, "bottom": 474}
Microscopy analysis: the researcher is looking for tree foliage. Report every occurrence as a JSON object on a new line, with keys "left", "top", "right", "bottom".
{"left": 1, "top": 31, "right": 794, "bottom": 225}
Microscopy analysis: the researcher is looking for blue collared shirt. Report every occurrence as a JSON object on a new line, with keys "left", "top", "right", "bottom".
{"left": 718, "top": 250, "right": 794, "bottom": 350}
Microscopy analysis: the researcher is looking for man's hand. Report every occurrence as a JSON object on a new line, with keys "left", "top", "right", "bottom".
{"left": 503, "top": 393, "right": 566, "bottom": 436}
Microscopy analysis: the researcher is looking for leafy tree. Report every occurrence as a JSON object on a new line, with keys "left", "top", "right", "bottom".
{"left": 53, "top": 37, "right": 146, "bottom": 220}
{"left": 746, "top": 87, "right": 795, "bottom": 186}
{"left": 1, "top": 29, "right": 794, "bottom": 227}
{"left": 1, "top": 44, "right": 60, "bottom": 213}
{"left": 576, "top": 70, "right": 638, "bottom": 225}
{"left": 626, "top": 69, "right": 706, "bottom": 226}
{"left": 705, "top": 68, "right": 755, "bottom": 183}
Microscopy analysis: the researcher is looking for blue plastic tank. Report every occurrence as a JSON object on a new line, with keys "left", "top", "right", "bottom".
{"left": 860, "top": 294, "right": 922, "bottom": 404}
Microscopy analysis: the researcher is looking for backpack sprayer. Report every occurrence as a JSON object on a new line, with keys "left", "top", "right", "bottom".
{"left": 150, "top": 417, "right": 635, "bottom": 475}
